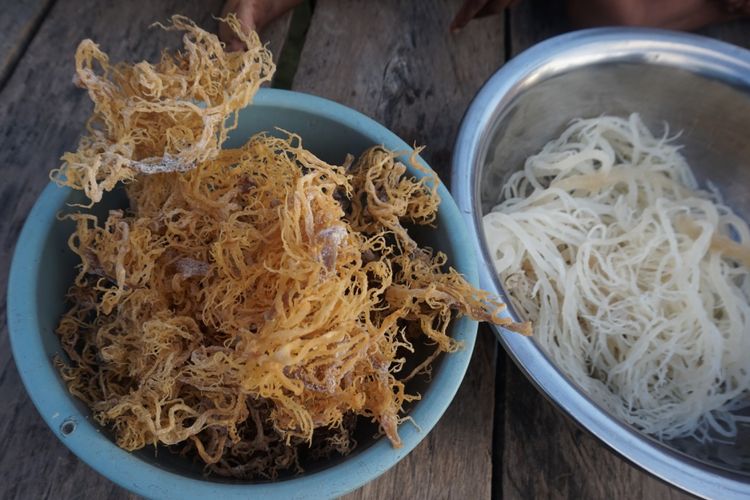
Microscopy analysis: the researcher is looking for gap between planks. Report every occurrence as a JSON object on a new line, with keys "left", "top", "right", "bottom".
{"left": 0, "top": 0, "right": 56, "bottom": 93}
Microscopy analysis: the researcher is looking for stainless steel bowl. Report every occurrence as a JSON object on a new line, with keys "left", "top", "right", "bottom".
{"left": 452, "top": 28, "right": 750, "bottom": 499}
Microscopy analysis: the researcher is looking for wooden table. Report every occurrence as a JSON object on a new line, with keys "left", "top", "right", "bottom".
{"left": 1, "top": 1, "right": 748, "bottom": 498}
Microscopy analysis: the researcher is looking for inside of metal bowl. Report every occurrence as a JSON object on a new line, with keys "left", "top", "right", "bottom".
{"left": 478, "top": 59, "right": 750, "bottom": 475}
{"left": 35, "top": 96, "right": 466, "bottom": 484}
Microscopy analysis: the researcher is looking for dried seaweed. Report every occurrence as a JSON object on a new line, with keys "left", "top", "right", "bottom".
{"left": 54, "top": 16, "right": 524, "bottom": 479}
{"left": 51, "top": 15, "right": 274, "bottom": 203}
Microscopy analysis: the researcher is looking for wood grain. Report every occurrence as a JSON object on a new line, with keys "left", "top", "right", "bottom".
{"left": 292, "top": 0, "right": 504, "bottom": 183}
{"left": 0, "top": 1, "right": 290, "bottom": 498}
{"left": 502, "top": 375, "right": 690, "bottom": 500}
{"left": 501, "top": 3, "right": 750, "bottom": 499}
{"left": 263, "top": 10, "right": 294, "bottom": 70}
{"left": 291, "top": 1, "right": 504, "bottom": 498}
{"left": 0, "top": 0, "right": 54, "bottom": 89}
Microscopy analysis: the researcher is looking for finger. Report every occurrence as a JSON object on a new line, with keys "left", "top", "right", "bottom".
{"left": 450, "top": 0, "right": 513, "bottom": 32}
{"left": 227, "top": 38, "right": 246, "bottom": 52}
{"left": 475, "top": 0, "right": 511, "bottom": 18}
{"left": 450, "top": 0, "right": 490, "bottom": 32}
{"left": 219, "top": 0, "right": 257, "bottom": 52}
{"left": 232, "top": 0, "right": 258, "bottom": 31}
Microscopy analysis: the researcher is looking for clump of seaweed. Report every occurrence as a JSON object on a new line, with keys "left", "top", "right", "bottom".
{"left": 54, "top": 15, "right": 526, "bottom": 479}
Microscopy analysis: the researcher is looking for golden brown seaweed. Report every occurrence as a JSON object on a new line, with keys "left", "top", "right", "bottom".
{"left": 51, "top": 15, "right": 274, "bottom": 203}
{"left": 54, "top": 16, "right": 525, "bottom": 479}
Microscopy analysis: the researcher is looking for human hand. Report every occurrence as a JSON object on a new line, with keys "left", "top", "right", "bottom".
{"left": 567, "top": 0, "right": 735, "bottom": 30}
{"left": 451, "top": 0, "right": 746, "bottom": 33}
{"left": 220, "top": 0, "right": 302, "bottom": 51}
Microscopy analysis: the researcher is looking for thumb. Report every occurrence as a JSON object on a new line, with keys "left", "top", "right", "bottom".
{"left": 219, "top": 0, "right": 257, "bottom": 51}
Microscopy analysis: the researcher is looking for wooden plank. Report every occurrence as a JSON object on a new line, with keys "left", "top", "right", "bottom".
{"left": 507, "top": 0, "right": 567, "bottom": 56}
{"left": 0, "top": 1, "right": 293, "bottom": 498}
{"left": 292, "top": 1, "right": 504, "bottom": 498}
{"left": 292, "top": 0, "right": 505, "bottom": 183}
{"left": 0, "top": 0, "right": 54, "bottom": 89}
{"left": 502, "top": 374, "right": 689, "bottom": 500}
{"left": 502, "top": 3, "right": 750, "bottom": 499}
{"left": 262, "top": 10, "right": 294, "bottom": 69}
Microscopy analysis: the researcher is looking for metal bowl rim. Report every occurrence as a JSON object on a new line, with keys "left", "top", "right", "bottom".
{"left": 452, "top": 27, "right": 750, "bottom": 498}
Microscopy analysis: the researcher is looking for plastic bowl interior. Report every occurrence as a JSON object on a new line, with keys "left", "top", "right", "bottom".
{"left": 8, "top": 88, "right": 479, "bottom": 499}
{"left": 452, "top": 28, "right": 750, "bottom": 498}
